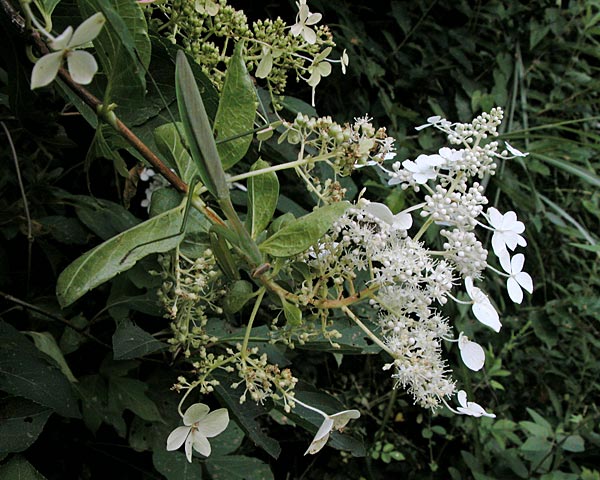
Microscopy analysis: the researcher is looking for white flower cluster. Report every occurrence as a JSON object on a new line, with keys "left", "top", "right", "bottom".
{"left": 303, "top": 108, "right": 533, "bottom": 415}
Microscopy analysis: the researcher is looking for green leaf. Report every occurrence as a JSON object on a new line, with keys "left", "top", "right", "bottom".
{"left": 212, "top": 370, "right": 281, "bottom": 459}
{"left": 282, "top": 300, "right": 302, "bottom": 326}
{"left": 561, "top": 434, "right": 585, "bottom": 452}
{"left": 70, "top": 195, "right": 141, "bottom": 240}
{"left": 176, "top": 50, "right": 229, "bottom": 200}
{"left": 0, "top": 321, "right": 80, "bottom": 418}
{"left": 26, "top": 331, "right": 77, "bottom": 383}
{"left": 56, "top": 204, "right": 185, "bottom": 307}
{"left": 210, "top": 421, "right": 245, "bottom": 456}
{"left": 154, "top": 123, "right": 197, "bottom": 184}
{"left": 112, "top": 320, "right": 167, "bottom": 360}
{"left": 206, "top": 455, "right": 273, "bottom": 480}
{"left": 0, "top": 398, "right": 52, "bottom": 454}
{"left": 76, "top": 374, "right": 126, "bottom": 436}
{"left": 78, "top": 0, "right": 150, "bottom": 123}
{"left": 215, "top": 42, "right": 257, "bottom": 169}
{"left": 152, "top": 449, "right": 202, "bottom": 480}
{"left": 223, "top": 280, "right": 255, "bottom": 314}
{"left": 247, "top": 159, "right": 279, "bottom": 238}
{"left": 108, "top": 376, "right": 163, "bottom": 422}
{"left": 259, "top": 202, "right": 350, "bottom": 257}
{"left": 0, "top": 456, "right": 47, "bottom": 479}
{"left": 535, "top": 153, "right": 600, "bottom": 188}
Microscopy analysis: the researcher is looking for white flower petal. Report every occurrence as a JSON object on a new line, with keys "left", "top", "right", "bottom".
{"left": 302, "top": 27, "right": 317, "bottom": 44}
{"left": 516, "top": 271, "right": 533, "bottom": 293}
{"left": 255, "top": 52, "right": 273, "bottom": 79}
{"left": 67, "top": 51, "right": 98, "bottom": 84}
{"left": 363, "top": 202, "right": 394, "bottom": 224}
{"left": 196, "top": 408, "right": 229, "bottom": 438}
{"left": 459, "top": 337, "right": 485, "bottom": 371}
{"left": 191, "top": 432, "right": 212, "bottom": 457}
{"left": 50, "top": 26, "right": 73, "bottom": 51}
{"left": 313, "top": 417, "right": 334, "bottom": 443}
{"left": 304, "top": 432, "right": 330, "bottom": 455}
{"left": 306, "top": 12, "right": 322, "bottom": 25}
{"left": 290, "top": 23, "right": 303, "bottom": 37}
{"left": 472, "top": 301, "right": 501, "bottom": 332}
{"left": 183, "top": 403, "right": 210, "bottom": 426}
{"left": 457, "top": 390, "right": 468, "bottom": 409}
{"left": 185, "top": 433, "right": 194, "bottom": 462}
{"left": 31, "top": 51, "right": 64, "bottom": 89}
{"left": 505, "top": 141, "right": 528, "bottom": 157}
{"left": 330, "top": 409, "right": 360, "bottom": 430}
{"left": 70, "top": 12, "right": 106, "bottom": 47}
{"left": 427, "top": 115, "right": 441, "bottom": 124}
{"left": 511, "top": 253, "right": 525, "bottom": 273}
{"left": 166, "top": 426, "right": 191, "bottom": 451}
{"left": 498, "top": 248, "right": 512, "bottom": 273}
{"left": 487, "top": 207, "right": 503, "bottom": 228}
{"left": 393, "top": 212, "right": 412, "bottom": 231}
{"left": 507, "top": 277, "right": 523, "bottom": 304}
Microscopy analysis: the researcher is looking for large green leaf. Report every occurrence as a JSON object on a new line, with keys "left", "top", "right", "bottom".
{"left": 206, "top": 455, "right": 273, "bottom": 480}
{"left": 56, "top": 204, "right": 185, "bottom": 307}
{"left": 112, "top": 320, "right": 167, "bottom": 360}
{"left": 154, "top": 122, "right": 197, "bottom": 184}
{"left": 0, "top": 456, "right": 47, "bottom": 479}
{"left": 247, "top": 159, "right": 279, "bottom": 238}
{"left": 215, "top": 42, "right": 257, "bottom": 169}
{"left": 0, "top": 398, "right": 52, "bottom": 453}
{"left": 26, "top": 331, "right": 77, "bottom": 383}
{"left": 152, "top": 449, "right": 202, "bottom": 480}
{"left": 259, "top": 202, "right": 350, "bottom": 257}
{"left": 0, "top": 321, "right": 80, "bottom": 418}
{"left": 78, "top": 0, "right": 150, "bottom": 124}
{"left": 108, "top": 376, "right": 163, "bottom": 422}
{"left": 175, "top": 50, "right": 229, "bottom": 200}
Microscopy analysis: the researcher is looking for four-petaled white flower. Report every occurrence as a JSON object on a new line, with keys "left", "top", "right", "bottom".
{"left": 166, "top": 403, "right": 229, "bottom": 462}
{"left": 305, "top": 409, "right": 361, "bottom": 455}
{"left": 415, "top": 115, "right": 442, "bottom": 131}
{"left": 456, "top": 390, "right": 496, "bottom": 418}
{"left": 290, "top": 0, "right": 322, "bottom": 44}
{"left": 458, "top": 333, "right": 485, "bottom": 371}
{"left": 195, "top": 0, "right": 220, "bottom": 16}
{"left": 499, "top": 251, "right": 533, "bottom": 304}
{"left": 31, "top": 12, "right": 105, "bottom": 89}
{"left": 486, "top": 207, "right": 527, "bottom": 257}
{"left": 362, "top": 201, "right": 412, "bottom": 231}
{"left": 465, "top": 277, "right": 501, "bottom": 332}
{"left": 401, "top": 154, "right": 445, "bottom": 184}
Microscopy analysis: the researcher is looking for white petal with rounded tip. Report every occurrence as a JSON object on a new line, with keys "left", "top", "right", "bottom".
{"left": 191, "top": 432, "right": 212, "bottom": 457}
{"left": 185, "top": 434, "right": 194, "bottom": 462}
{"left": 67, "top": 51, "right": 98, "bottom": 84}
{"left": 313, "top": 417, "right": 334, "bottom": 442}
{"left": 457, "top": 390, "right": 468, "bottom": 408}
{"left": 31, "top": 51, "right": 64, "bottom": 89}
{"left": 166, "top": 426, "right": 191, "bottom": 451}
{"left": 507, "top": 277, "right": 523, "bottom": 304}
{"left": 70, "top": 12, "right": 106, "bottom": 47}
{"left": 472, "top": 301, "right": 501, "bottom": 332}
{"left": 487, "top": 207, "right": 503, "bottom": 228}
{"left": 183, "top": 403, "right": 210, "bottom": 426}
{"left": 511, "top": 253, "right": 525, "bottom": 272}
{"left": 330, "top": 409, "right": 360, "bottom": 430}
{"left": 363, "top": 202, "right": 394, "bottom": 224}
{"left": 304, "top": 433, "right": 329, "bottom": 455}
{"left": 516, "top": 272, "right": 533, "bottom": 293}
{"left": 459, "top": 338, "right": 485, "bottom": 371}
{"left": 303, "top": 28, "right": 317, "bottom": 45}
{"left": 50, "top": 27, "right": 73, "bottom": 50}
{"left": 196, "top": 408, "right": 229, "bottom": 437}
{"left": 306, "top": 12, "right": 322, "bottom": 25}
{"left": 505, "top": 141, "right": 528, "bottom": 157}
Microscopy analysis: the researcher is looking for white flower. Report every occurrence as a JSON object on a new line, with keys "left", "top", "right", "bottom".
{"left": 458, "top": 333, "right": 485, "bottom": 371}
{"left": 486, "top": 207, "right": 527, "bottom": 256}
{"left": 166, "top": 403, "right": 229, "bottom": 462}
{"left": 456, "top": 390, "right": 496, "bottom": 418}
{"left": 194, "top": 0, "right": 219, "bottom": 16}
{"left": 340, "top": 49, "right": 349, "bottom": 74}
{"left": 305, "top": 409, "right": 361, "bottom": 455}
{"left": 31, "top": 13, "right": 105, "bottom": 89}
{"left": 415, "top": 115, "right": 442, "bottom": 131}
{"left": 401, "top": 154, "right": 445, "bottom": 184}
{"left": 290, "top": 0, "right": 322, "bottom": 44}
{"left": 139, "top": 167, "right": 156, "bottom": 182}
{"left": 438, "top": 147, "right": 463, "bottom": 165}
{"left": 464, "top": 277, "right": 501, "bottom": 332}
{"left": 499, "top": 251, "right": 533, "bottom": 304}
{"left": 504, "top": 141, "right": 528, "bottom": 157}
{"left": 362, "top": 201, "right": 412, "bottom": 231}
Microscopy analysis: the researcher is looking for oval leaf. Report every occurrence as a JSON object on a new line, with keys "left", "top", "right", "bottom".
{"left": 154, "top": 123, "right": 198, "bottom": 184}
{"left": 57, "top": 204, "right": 185, "bottom": 307}
{"left": 259, "top": 202, "right": 350, "bottom": 257}
{"left": 247, "top": 159, "right": 279, "bottom": 238}
{"left": 215, "top": 42, "right": 257, "bottom": 169}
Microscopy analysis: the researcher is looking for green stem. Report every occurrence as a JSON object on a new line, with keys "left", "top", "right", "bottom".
{"left": 342, "top": 306, "right": 394, "bottom": 356}
{"left": 241, "top": 288, "right": 266, "bottom": 360}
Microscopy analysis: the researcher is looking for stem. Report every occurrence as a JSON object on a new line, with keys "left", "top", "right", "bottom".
{"left": 2, "top": 121, "right": 33, "bottom": 293}
{"left": 341, "top": 306, "right": 394, "bottom": 356}
{"left": 241, "top": 288, "right": 265, "bottom": 359}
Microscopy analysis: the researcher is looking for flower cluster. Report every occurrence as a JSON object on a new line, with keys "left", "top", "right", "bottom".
{"left": 146, "top": 0, "right": 345, "bottom": 101}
